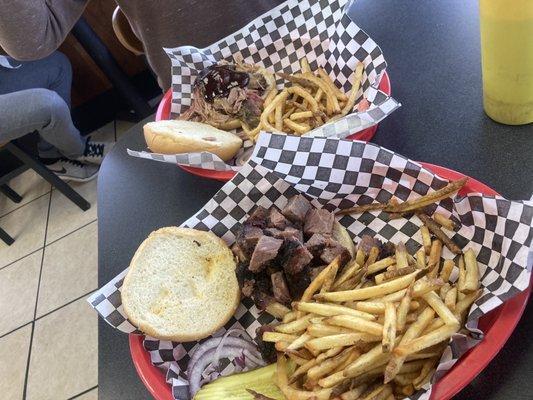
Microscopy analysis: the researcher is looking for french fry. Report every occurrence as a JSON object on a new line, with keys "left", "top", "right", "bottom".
{"left": 364, "top": 246, "right": 380, "bottom": 269}
{"left": 439, "top": 282, "right": 452, "bottom": 300}
{"left": 383, "top": 307, "right": 435, "bottom": 383}
{"left": 335, "top": 202, "right": 388, "bottom": 216}
{"left": 378, "top": 289, "right": 408, "bottom": 302}
{"left": 321, "top": 260, "right": 340, "bottom": 294}
{"left": 444, "top": 286, "right": 458, "bottom": 310}
{"left": 275, "top": 314, "right": 315, "bottom": 334}
{"left": 277, "top": 355, "right": 333, "bottom": 400}
{"left": 288, "top": 352, "right": 312, "bottom": 366}
{"left": 385, "top": 178, "right": 468, "bottom": 213}
{"left": 396, "top": 284, "right": 413, "bottom": 332}
{"left": 418, "top": 213, "right": 462, "bottom": 255}
{"left": 340, "top": 62, "right": 364, "bottom": 116}
{"left": 307, "top": 323, "right": 353, "bottom": 337}
{"left": 420, "top": 226, "right": 432, "bottom": 255}
{"left": 306, "top": 333, "right": 381, "bottom": 352}
{"left": 355, "top": 248, "right": 366, "bottom": 266}
{"left": 440, "top": 259, "right": 454, "bottom": 282}
{"left": 265, "top": 301, "right": 291, "bottom": 319}
{"left": 287, "top": 86, "right": 319, "bottom": 112}
{"left": 434, "top": 213, "right": 457, "bottom": 231}
{"left": 457, "top": 255, "right": 467, "bottom": 292}
{"left": 367, "top": 257, "right": 396, "bottom": 274}
{"left": 315, "top": 271, "right": 418, "bottom": 302}
{"left": 290, "top": 110, "right": 314, "bottom": 120}
{"left": 317, "top": 68, "right": 348, "bottom": 101}
{"left": 342, "top": 341, "right": 394, "bottom": 379}
{"left": 334, "top": 260, "right": 360, "bottom": 289}
{"left": 393, "top": 372, "right": 419, "bottom": 386}
{"left": 299, "top": 72, "right": 341, "bottom": 115}
{"left": 395, "top": 242, "right": 409, "bottom": 269}
{"left": 295, "top": 302, "right": 376, "bottom": 320}
{"left": 300, "top": 57, "right": 311, "bottom": 73}
{"left": 301, "top": 258, "right": 340, "bottom": 304}
{"left": 326, "top": 315, "right": 384, "bottom": 336}
{"left": 416, "top": 248, "right": 426, "bottom": 269}
{"left": 412, "top": 277, "right": 444, "bottom": 297}
{"left": 339, "top": 384, "right": 369, "bottom": 400}
{"left": 283, "top": 310, "right": 298, "bottom": 323}
{"left": 463, "top": 248, "right": 480, "bottom": 292}
{"left": 427, "top": 239, "right": 442, "bottom": 276}
{"left": 275, "top": 103, "right": 283, "bottom": 131}
{"left": 262, "top": 331, "right": 298, "bottom": 343}
{"left": 394, "top": 323, "right": 459, "bottom": 357}
{"left": 382, "top": 303, "right": 397, "bottom": 352}
{"left": 284, "top": 118, "right": 310, "bottom": 135}
{"left": 307, "top": 348, "right": 354, "bottom": 380}
{"left": 289, "top": 357, "right": 317, "bottom": 382}
{"left": 286, "top": 332, "right": 313, "bottom": 351}
{"left": 374, "top": 266, "right": 416, "bottom": 285}
{"left": 454, "top": 288, "right": 482, "bottom": 318}
{"left": 314, "top": 87, "right": 324, "bottom": 102}
{"left": 422, "top": 291, "right": 459, "bottom": 326}
{"left": 260, "top": 89, "right": 289, "bottom": 132}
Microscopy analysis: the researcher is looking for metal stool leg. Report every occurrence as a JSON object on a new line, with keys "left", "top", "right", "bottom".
{"left": 5, "top": 142, "right": 90, "bottom": 211}
{"left": 0, "top": 184, "right": 23, "bottom": 203}
{"left": 0, "top": 227, "right": 14, "bottom": 246}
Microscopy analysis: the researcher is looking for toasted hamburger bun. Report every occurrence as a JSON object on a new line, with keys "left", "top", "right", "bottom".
{"left": 143, "top": 120, "right": 243, "bottom": 161}
{"left": 121, "top": 227, "right": 240, "bottom": 342}
{"left": 332, "top": 220, "right": 356, "bottom": 258}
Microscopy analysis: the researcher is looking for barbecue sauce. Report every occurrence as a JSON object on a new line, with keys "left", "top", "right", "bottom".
{"left": 196, "top": 65, "right": 250, "bottom": 102}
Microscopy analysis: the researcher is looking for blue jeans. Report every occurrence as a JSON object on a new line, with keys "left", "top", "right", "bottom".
{"left": 0, "top": 51, "right": 84, "bottom": 159}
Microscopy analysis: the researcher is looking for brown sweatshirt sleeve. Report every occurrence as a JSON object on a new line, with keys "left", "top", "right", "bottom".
{"left": 0, "top": 0, "right": 89, "bottom": 60}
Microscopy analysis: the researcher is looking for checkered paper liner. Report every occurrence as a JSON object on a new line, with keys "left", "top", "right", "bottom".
{"left": 90, "top": 133, "right": 532, "bottom": 400}
{"left": 128, "top": 0, "right": 400, "bottom": 171}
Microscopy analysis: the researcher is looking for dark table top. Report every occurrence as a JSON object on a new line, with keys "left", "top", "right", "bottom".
{"left": 97, "top": 0, "right": 532, "bottom": 399}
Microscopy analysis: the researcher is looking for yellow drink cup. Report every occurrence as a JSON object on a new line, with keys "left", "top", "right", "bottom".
{"left": 479, "top": 0, "right": 533, "bottom": 125}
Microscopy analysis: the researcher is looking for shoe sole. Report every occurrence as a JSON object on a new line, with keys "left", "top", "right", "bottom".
{"left": 57, "top": 171, "right": 99, "bottom": 183}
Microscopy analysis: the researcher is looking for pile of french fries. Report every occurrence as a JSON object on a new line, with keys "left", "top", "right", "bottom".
{"left": 242, "top": 58, "right": 366, "bottom": 141}
{"left": 262, "top": 228, "right": 481, "bottom": 400}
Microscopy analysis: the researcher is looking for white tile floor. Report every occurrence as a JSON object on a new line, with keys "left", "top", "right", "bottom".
{"left": 0, "top": 119, "right": 132, "bottom": 400}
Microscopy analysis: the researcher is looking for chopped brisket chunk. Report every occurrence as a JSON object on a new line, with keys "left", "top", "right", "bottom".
{"left": 304, "top": 209, "right": 334, "bottom": 237}
{"left": 282, "top": 194, "right": 311, "bottom": 224}
{"left": 241, "top": 279, "right": 255, "bottom": 297}
{"left": 281, "top": 238, "right": 313, "bottom": 275}
{"left": 236, "top": 225, "right": 263, "bottom": 257}
{"left": 231, "top": 242, "right": 247, "bottom": 262}
{"left": 249, "top": 236, "right": 283, "bottom": 272}
{"left": 286, "top": 267, "right": 312, "bottom": 299}
{"left": 358, "top": 234, "right": 381, "bottom": 253}
{"left": 247, "top": 206, "right": 269, "bottom": 228}
{"left": 305, "top": 233, "right": 330, "bottom": 256}
{"left": 267, "top": 207, "right": 290, "bottom": 230}
{"left": 264, "top": 226, "right": 303, "bottom": 242}
{"left": 309, "top": 265, "right": 328, "bottom": 281}
{"left": 271, "top": 271, "right": 292, "bottom": 305}
{"left": 255, "top": 325, "right": 276, "bottom": 363}
{"left": 321, "top": 242, "right": 351, "bottom": 265}
{"left": 379, "top": 241, "right": 396, "bottom": 258}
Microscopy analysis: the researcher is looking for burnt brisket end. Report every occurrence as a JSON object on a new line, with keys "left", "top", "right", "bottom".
{"left": 264, "top": 226, "right": 303, "bottom": 242}
{"left": 249, "top": 236, "right": 283, "bottom": 272}
{"left": 321, "top": 243, "right": 351, "bottom": 266}
{"left": 286, "top": 267, "right": 312, "bottom": 299}
{"left": 304, "top": 209, "right": 334, "bottom": 237}
{"left": 247, "top": 206, "right": 269, "bottom": 228}
{"left": 271, "top": 271, "right": 292, "bottom": 305}
{"left": 256, "top": 325, "right": 276, "bottom": 363}
{"left": 305, "top": 233, "right": 330, "bottom": 256}
{"left": 281, "top": 238, "right": 313, "bottom": 275}
{"left": 282, "top": 195, "right": 312, "bottom": 224}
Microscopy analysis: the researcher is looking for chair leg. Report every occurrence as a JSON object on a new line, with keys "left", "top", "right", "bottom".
{"left": 0, "top": 227, "right": 14, "bottom": 246}
{"left": 5, "top": 142, "right": 91, "bottom": 211}
{"left": 0, "top": 184, "right": 23, "bottom": 203}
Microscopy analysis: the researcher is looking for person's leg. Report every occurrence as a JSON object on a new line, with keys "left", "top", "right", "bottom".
{"left": 0, "top": 52, "right": 75, "bottom": 157}
{"left": 0, "top": 89, "right": 85, "bottom": 158}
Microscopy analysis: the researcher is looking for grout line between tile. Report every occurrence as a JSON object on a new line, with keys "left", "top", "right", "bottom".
{"left": 22, "top": 189, "right": 52, "bottom": 400}
{"left": 67, "top": 385, "right": 98, "bottom": 400}
{"left": 0, "top": 189, "right": 52, "bottom": 220}
{"left": 0, "top": 247, "right": 44, "bottom": 272}
{"left": 45, "top": 218, "right": 98, "bottom": 247}
{"left": 35, "top": 288, "right": 98, "bottom": 322}
{"left": 0, "top": 320, "right": 32, "bottom": 340}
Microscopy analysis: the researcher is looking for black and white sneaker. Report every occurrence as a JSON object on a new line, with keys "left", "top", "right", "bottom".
{"left": 47, "top": 158, "right": 99, "bottom": 182}
{"left": 77, "top": 136, "right": 112, "bottom": 165}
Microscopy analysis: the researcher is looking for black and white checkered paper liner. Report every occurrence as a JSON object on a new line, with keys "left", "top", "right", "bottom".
{"left": 90, "top": 133, "right": 532, "bottom": 400}
{"left": 127, "top": 0, "right": 400, "bottom": 172}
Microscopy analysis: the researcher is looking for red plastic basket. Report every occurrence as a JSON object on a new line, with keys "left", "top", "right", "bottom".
{"left": 154, "top": 72, "right": 391, "bottom": 182}
{"left": 129, "top": 162, "right": 532, "bottom": 400}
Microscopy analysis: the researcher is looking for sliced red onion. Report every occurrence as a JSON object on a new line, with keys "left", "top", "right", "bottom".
{"left": 189, "top": 346, "right": 247, "bottom": 397}
{"left": 212, "top": 329, "right": 250, "bottom": 372}
{"left": 243, "top": 349, "right": 266, "bottom": 367}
